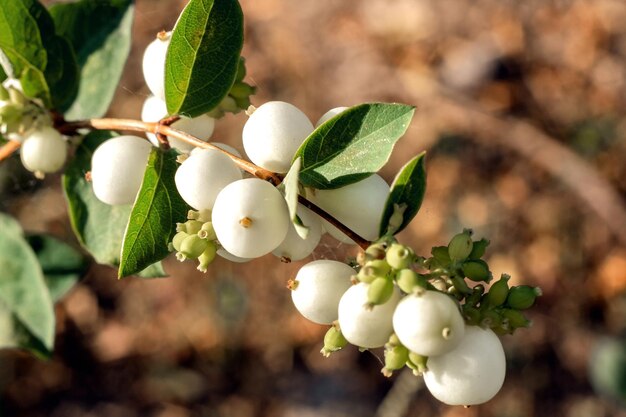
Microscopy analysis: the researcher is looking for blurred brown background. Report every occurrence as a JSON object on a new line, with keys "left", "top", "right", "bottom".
{"left": 3, "top": 0, "right": 626, "bottom": 416}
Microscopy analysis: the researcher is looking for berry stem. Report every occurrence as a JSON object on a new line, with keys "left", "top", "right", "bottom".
{"left": 0, "top": 140, "right": 20, "bottom": 161}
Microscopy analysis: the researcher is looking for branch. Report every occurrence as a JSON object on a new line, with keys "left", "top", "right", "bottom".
{"left": 0, "top": 140, "right": 20, "bottom": 162}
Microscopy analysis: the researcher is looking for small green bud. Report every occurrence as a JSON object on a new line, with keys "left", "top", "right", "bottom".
{"left": 430, "top": 246, "right": 451, "bottom": 267}
{"left": 462, "top": 259, "right": 492, "bottom": 282}
{"left": 395, "top": 268, "right": 425, "bottom": 294}
{"left": 171, "top": 231, "right": 188, "bottom": 252}
{"left": 462, "top": 306, "right": 481, "bottom": 325}
{"left": 220, "top": 96, "right": 239, "bottom": 113}
{"left": 184, "top": 220, "right": 203, "bottom": 235}
{"left": 469, "top": 238, "right": 490, "bottom": 259}
{"left": 451, "top": 275, "right": 472, "bottom": 295}
{"left": 480, "top": 310, "right": 502, "bottom": 329}
{"left": 407, "top": 352, "right": 428, "bottom": 375}
{"left": 321, "top": 324, "right": 348, "bottom": 357}
{"left": 198, "top": 221, "right": 217, "bottom": 240}
{"left": 382, "top": 344, "right": 409, "bottom": 377}
{"left": 364, "top": 242, "right": 387, "bottom": 262}
{"left": 233, "top": 95, "right": 252, "bottom": 111}
{"left": 486, "top": 274, "right": 510, "bottom": 307}
{"left": 367, "top": 277, "right": 395, "bottom": 306}
{"left": 230, "top": 82, "right": 256, "bottom": 99}
{"left": 197, "top": 241, "right": 218, "bottom": 272}
{"left": 357, "top": 259, "right": 391, "bottom": 283}
{"left": 507, "top": 285, "right": 541, "bottom": 310}
{"left": 385, "top": 243, "right": 414, "bottom": 270}
{"left": 386, "top": 203, "right": 407, "bottom": 235}
{"left": 465, "top": 284, "right": 485, "bottom": 307}
{"left": 179, "top": 234, "right": 209, "bottom": 259}
{"left": 387, "top": 333, "right": 401, "bottom": 347}
{"left": 501, "top": 308, "right": 532, "bottom": 330}
{"left": 448, "top": 231, "right": 473, "bottom": 262}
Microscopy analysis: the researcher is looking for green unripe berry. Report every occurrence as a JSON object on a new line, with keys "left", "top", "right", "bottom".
{"left": 507, "top": 285, "right": 541, "bottom": 309}
{"left": 321, "top": 324, "right": 348, "bottom": 357}
{"left": 463, "top": 306, "right": 481, "bottom": 325}
{"left": 230, "top": 82, "right": 255, "bottom": 99}
{"left": 198, "top": 221, "right": 217, "bottom": 240}
{"left": 486, "top": 275, "right": 510, "bottom": 307}
{"left": 408, "top": 351, "right": 428, "bottom": 375}
{"left": 382, "top": 344, "right": 409, "bottom": 376}
{"left": 364, "top": 242, "right": 387, "bottom": 262}
{"left": 387, "top": 333, "right": 401, "bottom": 347}
{"left": 197, "top": 241, "right": 218, "bottom": 272}
{"left": 179, "top": 234, "right": 209, "bottom": 259}
{"left": 395, "top": 268, "right": 422, "bottom": 294}
{"left": 235, "top": 57, "right": 247, "bottom": 82}
{"left": 469, "top": 238, "right": 490, "bottom": 259}
{"left": 480, "top": 310, "right": 502, "bottom": 329}
{"left": 462, "top": 260, "right": 492, "bottom": 282}
{"left": 451, "top": 275, "right": 472, "bottom": 295}
{"left": 367, "top": 277, "right": 395, "bottom": 306}
{"left": 501, "top": 308, "right": 531, "bottom": 330}
{"left": 385, "top": 243, "right": 414, "bottom": 270}
{"left": 357, "top": 259, "right": 391, "bottom": 283}
{"left": 448, "top": 231, "right": 474, "bottom": 262}
{"left": 184, "top": 220, "right": 203, "bottom": 235}
{"left": 171, "top": 231, "right": 188, "bottom": 252}
{"left": 465, "top": 284, "right": 485, "bottom": 307}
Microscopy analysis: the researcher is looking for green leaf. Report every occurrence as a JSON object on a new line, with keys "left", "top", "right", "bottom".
{"left": 0, "top": 0, "right": 79, "bottom": 110}
{"left": 379, "top": 152, "right": 427, "bottom": 236}
{"left": 294, "top": 103, "right": 415, "bottom": 189}
{"left": 0, "top": 212, "right": 23, "bottom": 237}
{"left": 278, "top": 157, "right": 308, "bottom": 239}
{"left": 119, "top": 148, "right": 189, "bottom": 278}
{"left": 26, "top": 234, "right": 87, "bottom": 302}
{"left": 0, "top": 64, "right": 6, "bottom": 81}
{"left": 165, "top": 0, "right": 244, "bottom": 117}
{"left": 0, "top": 229, "right": 54, "bottom": 353}
{"left": 62, "top": 130, "right": 131, "bottom": 265}
{"left": 137, "top": 262, "right": 167, "bottom": 279}
{"left": 50, "top": 0, "right": 134, "bottom": 119}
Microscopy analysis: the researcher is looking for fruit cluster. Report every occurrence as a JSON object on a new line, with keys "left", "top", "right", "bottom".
{"left": 289, "top": 232, "right": 540, "bottom": 406}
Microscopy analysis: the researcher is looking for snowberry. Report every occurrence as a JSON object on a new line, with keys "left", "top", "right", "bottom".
{"left": 290, "top": 260, "right": 355, "bottom": 325}
{"left": 424, "top": 326, "right": 506, "bottom": 406}
{"left": 315, "top": 106, "right": 348, "bottom": 127}
{"left": 212, "top": 178, "right": 289, "bottom": 258}
{"left": 20, "top": 126, "right": 67, "bottom": 175}
{"left": 91, "top": 135, "right": 152, "bottom": 205}
{"left": 242, "top": 101, "right": 314, "bottom": 173}
{"left": 174, "top": 148, "right": 242, "bottom": 211}
{"left": 338, "top": 282, "right": 402, "bottom": 348}
{"left": 392, "top": 290, "right": 465, "bottom": 357}
{"left": 272, "top": 204, "right": 323, "bottom": 262}
{"left": 142, "top": 32, "right": 170, "bottom": 100}
{"left": 309, "top": 174, "right": 389, "bottom": 243}
{"left": 141, "top": 95, "right": 215, "bottom": 152}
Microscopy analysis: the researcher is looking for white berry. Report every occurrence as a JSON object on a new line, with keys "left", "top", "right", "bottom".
{"left": 20, "top": 127, "right": 67, "bottom": 174}
{"left": 309, "top": 174, "right": 389, "bottom": 243}
{"left": 424, "top": 326, "right": 506, "bottom": 406}
{"left": 315, "top": 106, "right": 349, "bottom": 127}
{"left": 272, "top": 204, "right": 323, "bottom": 262}
{"left": 242, "top": 101, "right": 314, "bottom": 173}
{"left": 91, "top": 135, "right": 152, "bottom": 205}
{"left": 142, "top": 32, "right": 170, "bottom": 100}
{"left": 392, "top": 290, "right": 465, "bottom": 357}
{"left": 338, "top": 282, "right": 402, "bottom": 348}
{"left": 212, "top": 178, "right": 289, "bottom": 258}
{"left": 291, "top": 260, "right": 354, "bottom": 325}
{"left": 141, "top": 95, "right": 215, "bottom": 152}
{"left": 174, "top": 148, "right": 242, "bottom": 211}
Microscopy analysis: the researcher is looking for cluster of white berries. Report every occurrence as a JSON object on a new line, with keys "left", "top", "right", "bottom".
{"left": 289, "top": 251, "right": 507, "bottom": 406}
{"left": 0, "top": 80, "right": 68, "bottom": 178}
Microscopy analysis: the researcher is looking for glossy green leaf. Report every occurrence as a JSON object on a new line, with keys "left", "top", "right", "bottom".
{"left": 0, "top": 0, "right": 79, "bottom": 110}
{"left": 50, "top": 0, "right": 134, "bottom": 119}
{"left": 379, "top": 152, "right": 427, "bottom": 236}
{"left": 165, "top": 0, "right": 244, "bottom": 117}
{"left": 26, "top": 234, "right": 87, "bottom": 302}
{"left": 294, "top": 103, "right": 415, "bottom": 189}
{"left": 0, "top": 229, "right": 54, "bottom": 352}
{"left": 137, "top": 261, "right": 167, "bottom": 279}
{"left": 278, "top": 157, "right": 308, "bottom": 239}
{"left": 119, "top": 148, "right": 189, "bottom": 278}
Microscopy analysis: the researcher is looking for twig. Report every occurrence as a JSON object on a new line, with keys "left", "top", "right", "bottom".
{"left": 0, "top": 140, "right": 20, "bottom": 162}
